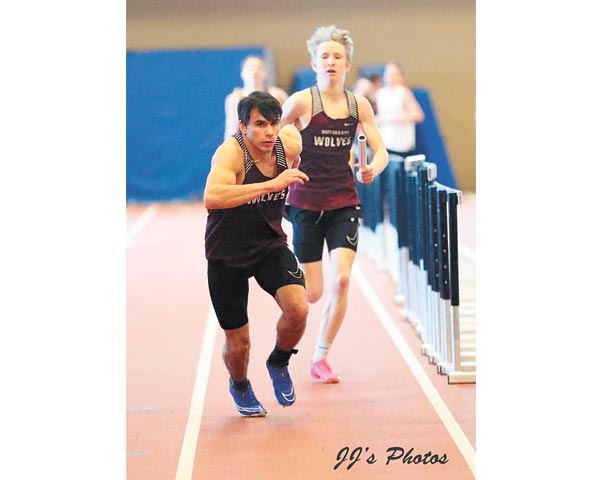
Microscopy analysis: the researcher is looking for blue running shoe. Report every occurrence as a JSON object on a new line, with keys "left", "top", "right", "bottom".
{"left": 229, "top": 379, "right": 267, "bottom": 417}
{"left": 266, "top": 362, "right": 296, "bottom": 406}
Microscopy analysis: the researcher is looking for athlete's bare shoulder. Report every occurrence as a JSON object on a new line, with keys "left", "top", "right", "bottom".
{"left": 290, "top": 88, "right": 313, "bottom": 105}
{"left": 212, "top": 136, "right": 244, "bottom": 169}
{"left": 282, "top": 88, "right": 313, "bottom": 126}
{"left": 279, "top": 124, "right": 302, "bottom": 149}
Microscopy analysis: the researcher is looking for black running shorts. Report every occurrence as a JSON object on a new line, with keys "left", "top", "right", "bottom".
{"left": 287, "top": 205, "right": 363, "bottom": 263}
{"left": 207, "top": 246, "right": 305, "bottom": 330}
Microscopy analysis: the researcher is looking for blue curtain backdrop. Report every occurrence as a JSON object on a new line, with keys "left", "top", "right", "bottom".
{"left": 126, "top": 47, "right": 267, "bottom": 202}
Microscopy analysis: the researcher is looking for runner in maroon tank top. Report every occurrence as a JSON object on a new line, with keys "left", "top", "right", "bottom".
{"left": 204, "top": 91, "right": 310, "bottom": 417}
{"left": 281, "top": 25, "right": 389, "bottom": 383}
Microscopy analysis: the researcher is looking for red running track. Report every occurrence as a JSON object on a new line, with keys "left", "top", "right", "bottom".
{"left": 127, "top": 201, "right": 476, "bottom": 479}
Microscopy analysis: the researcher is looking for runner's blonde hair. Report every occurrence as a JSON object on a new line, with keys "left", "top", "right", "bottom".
{"left": 306, "top": 25, "right": 354, "bottom": 61}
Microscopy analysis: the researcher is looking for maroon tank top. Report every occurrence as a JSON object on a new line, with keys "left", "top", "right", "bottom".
{"left": 286, "top": 86, "right": 360, "bottom": 211}
{"left": 205, "top": 134, "right": 289, "bottom": 267}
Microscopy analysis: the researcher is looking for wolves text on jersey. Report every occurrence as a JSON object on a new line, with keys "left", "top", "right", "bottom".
{"left": 247, "top": 189, "right": 287, "bottom": 204}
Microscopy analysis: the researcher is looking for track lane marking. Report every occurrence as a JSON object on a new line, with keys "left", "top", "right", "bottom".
{"left": 353, "top": 262, "right": 476, "bottom": 477}
{"left": 175, "top": 307, "right": 218, "bottom": 480}
{"left": 126, "top": 204, "right": 158, "bottom": 246}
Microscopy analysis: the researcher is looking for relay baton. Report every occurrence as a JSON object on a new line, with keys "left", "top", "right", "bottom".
{"left": 357, "top": 134, "right": 367, "bottom": 169}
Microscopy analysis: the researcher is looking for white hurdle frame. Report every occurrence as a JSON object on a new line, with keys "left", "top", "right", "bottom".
{"left": 360, "top": 152, "right": 475, "bottom": 384}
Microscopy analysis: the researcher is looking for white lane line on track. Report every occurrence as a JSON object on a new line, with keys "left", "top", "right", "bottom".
{"left": 126, "top": 204, "right": 158, "bottom": 246}
{"left": 353, "top": 263, "right": 476, "bottom": 477}
{"left": 175, "top": 307, "right": 218, "bottom": 480}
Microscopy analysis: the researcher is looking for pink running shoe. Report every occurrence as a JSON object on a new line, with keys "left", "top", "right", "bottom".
{"left": 310, "top": 359, "right": 340, "bottom": 383}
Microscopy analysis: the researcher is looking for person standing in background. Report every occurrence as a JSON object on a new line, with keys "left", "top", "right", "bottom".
{"left": 352, "top": 73, "right": 382, "bottom": 115}
{"left": 375, "top": 62, "right": 424, "bottom": 157}
{"left": 224, "top": 55, "right": 289, "bottom": 139}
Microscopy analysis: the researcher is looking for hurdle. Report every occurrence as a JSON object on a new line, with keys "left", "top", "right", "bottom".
{"left": 402, "top": 156, "right": 475, "bottom": 383}
{"left": 358, "top": 150, "right": 475, "bottom": 384}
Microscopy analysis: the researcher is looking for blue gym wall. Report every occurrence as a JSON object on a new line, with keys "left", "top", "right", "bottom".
{"left": 126, "top": 47, "right": 267, "bottom": 202}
